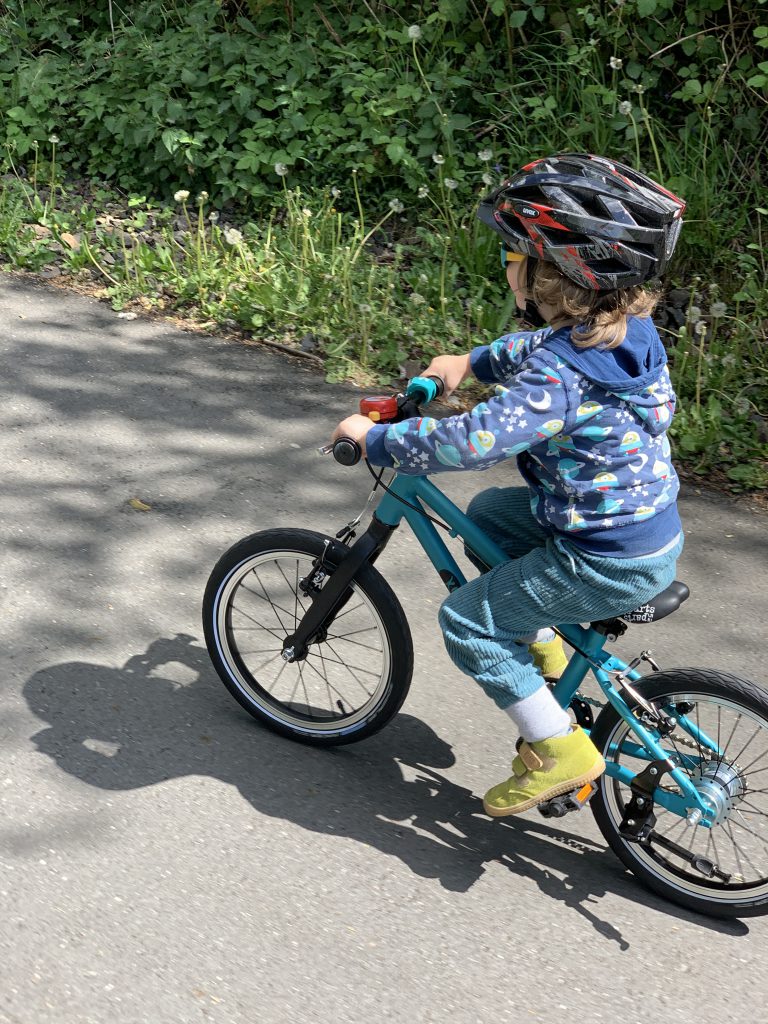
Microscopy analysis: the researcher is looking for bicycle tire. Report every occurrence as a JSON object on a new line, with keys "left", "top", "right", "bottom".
{"left": 590, "top": 667, "right": 768, "bottom": 918}
{"left": 203, "top": 528, "right": 413, "bottom": 745}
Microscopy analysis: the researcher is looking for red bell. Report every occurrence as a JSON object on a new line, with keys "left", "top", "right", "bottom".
{"left": 359, "top": 395, "right": 399, "bottom": 423}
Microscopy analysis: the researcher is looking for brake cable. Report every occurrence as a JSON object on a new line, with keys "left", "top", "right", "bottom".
{"left": 364, "top": 459, "right": 453, "bottom": 533}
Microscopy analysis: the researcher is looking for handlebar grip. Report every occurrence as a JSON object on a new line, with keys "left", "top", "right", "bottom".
{"left": 332, "top": 437, "right": 362, "bottom": 466}
{"left": 406, "top": 375, "right": 444, "bottom": 404}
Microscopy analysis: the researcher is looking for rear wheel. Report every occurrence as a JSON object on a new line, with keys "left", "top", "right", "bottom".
{"left": 591, "top": 668, "right": 768, "bottom": 918}
{"left": 203, "top": 528, "right": 413, "bottom": 745}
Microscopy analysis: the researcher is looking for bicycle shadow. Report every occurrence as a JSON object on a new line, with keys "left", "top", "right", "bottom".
{"left": 24, "top": 634, "right": 748, "bottom": 948}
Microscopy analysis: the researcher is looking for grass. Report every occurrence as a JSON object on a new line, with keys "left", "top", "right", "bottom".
{"left": 0, "top": 161, "right": 765, "bottom": 491}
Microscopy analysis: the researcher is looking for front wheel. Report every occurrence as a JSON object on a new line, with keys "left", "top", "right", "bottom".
{"left": 591, "top": 668, "right": 768, "bottom": 918}
{"left": 203, "top": 528, "right": 413, "bottom": 745}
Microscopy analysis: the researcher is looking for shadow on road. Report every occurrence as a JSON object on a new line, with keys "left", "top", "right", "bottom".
{"left": 24, "top": 634, "right": 749, "bottom": 949}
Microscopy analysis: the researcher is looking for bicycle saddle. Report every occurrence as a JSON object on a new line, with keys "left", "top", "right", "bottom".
{"left": 620, "top": 580, "right": 690, "bottom": 624}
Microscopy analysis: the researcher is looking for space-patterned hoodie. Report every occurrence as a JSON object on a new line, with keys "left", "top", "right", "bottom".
{"left": 365, "top": 316, "right": 682, "bottom": 558}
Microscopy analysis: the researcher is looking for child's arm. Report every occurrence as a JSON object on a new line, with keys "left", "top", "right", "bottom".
{"left": 419, "top": 327, "right": 554, "bottom": 396}
{"left": 365, "top": 355, "right": 570, "bottom": 475}
{"left": 469, "top": 325, "right": 553, "bottom": 384}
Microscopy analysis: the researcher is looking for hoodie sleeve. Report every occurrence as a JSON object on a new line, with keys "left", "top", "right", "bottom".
{"left": 365, "top": 352, "right": 571, "bottom": 475}
{"left": 469, "top": 325, "right": 553, "bottom": 384}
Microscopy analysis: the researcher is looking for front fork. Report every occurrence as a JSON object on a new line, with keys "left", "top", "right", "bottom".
{"left": 280, "top": 515, "right": 397, "bottom": 662}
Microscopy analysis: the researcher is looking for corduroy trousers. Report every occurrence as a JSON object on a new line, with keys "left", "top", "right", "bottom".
{"left": 438, "top": 486, "right": 683, "bottom": 708}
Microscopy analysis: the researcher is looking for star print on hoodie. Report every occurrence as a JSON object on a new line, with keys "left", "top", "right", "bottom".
{"left": 364, "top": 316, "right": 681, "bottom": 558}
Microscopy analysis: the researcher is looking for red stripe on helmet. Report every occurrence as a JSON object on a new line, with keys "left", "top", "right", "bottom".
{"left": 561, "top": 245, "right": 599, "bottom": 286}
{"left": 518, "top": 202, "right": 569, "bottom": 230}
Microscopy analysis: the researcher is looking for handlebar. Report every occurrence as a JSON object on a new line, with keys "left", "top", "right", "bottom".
{"left": 328, "top": 375, "right": 445, "bottom": 466}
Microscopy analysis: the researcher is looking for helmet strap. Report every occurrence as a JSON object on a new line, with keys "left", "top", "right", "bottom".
{"left": 518, "top": 300, "right": 547, "bottom": 329}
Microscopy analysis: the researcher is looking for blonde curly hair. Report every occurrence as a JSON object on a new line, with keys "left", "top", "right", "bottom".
{"left": 529, "top": 258, "right": 659, "bottom": 349}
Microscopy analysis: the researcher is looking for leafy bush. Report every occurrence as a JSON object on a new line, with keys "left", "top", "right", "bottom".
{"left": 0, "top": 0, "right": 766, "bottom": 486}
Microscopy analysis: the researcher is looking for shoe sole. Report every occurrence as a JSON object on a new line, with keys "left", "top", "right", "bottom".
{"left": 483, "top": 757, "right": 607, "bottom": 817}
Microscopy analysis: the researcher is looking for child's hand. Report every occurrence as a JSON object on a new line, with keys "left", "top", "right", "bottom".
{"left": 330, "top": 414, "right": 377, "bottom": 455}
{"left": 421, "top": 353, "right": 472, "bottom": 397}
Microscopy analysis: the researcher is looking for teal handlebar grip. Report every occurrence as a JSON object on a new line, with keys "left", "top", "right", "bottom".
{"left": 406, "top": 375, "right": 443, "bottom": 404}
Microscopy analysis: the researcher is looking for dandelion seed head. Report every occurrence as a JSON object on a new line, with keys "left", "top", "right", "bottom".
{"left": 694, "top": 321, "right": 707, "bottom": 336}
{"left": 418, "top": 185, "right": 429, "bottom": 198}
{"left": 710, "top": 301, "right": 727, "bottom": 317}
{"left": 174, "top": 190, "right": 190, "bottom": 202}
{"left": 389, "top": 198, "right": 405, "bottom": 213}
{"left": 609, "top": 56, "right": 623, "bottom": 70}
{"left": 274, "top": 162, "right": 288, "bottom": 176}
{"left": 618, "top": 101, "right": 632, "bottom": 116}
{"left": 224, "top": 227, "right": 243, "bottom": 245}
{"left": 197, "top": 191, "right": 209, "bottom": 204}
{"left": 331, "top": 187, "right": 341, "bottom": 198}
{"left": 478, "top": 148, "right": 493, "bottom": 162}
{"left": 208, "top": 211, "right": 219, "bottom": 223}
{"left": 359, "top": 303, "right": 372, "bottom": 314}
{"left": 407, "top": 24, "right": 422, "bottom": 40}
{"left": 409, "top": 292, "right": 426, "bottom": 306}
{"left": 432, "top": 153, "right": 445, "bottom": 166}
{"left": 444, "top": 179, "right": 458, "bottom": 191}
{"left": 48, "top": 134, "right": 60, "bottom": 145}
{"left": 482, "top": 172, "right": 494, "bottom": 187}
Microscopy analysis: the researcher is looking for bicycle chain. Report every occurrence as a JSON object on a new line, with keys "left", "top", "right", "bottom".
{"left": 575, "top": 691, "right": 700, "bottom": 751}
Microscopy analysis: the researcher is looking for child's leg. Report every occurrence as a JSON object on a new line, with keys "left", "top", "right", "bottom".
{"left": 439, "top": 534, "right": 683, "bottom": 815}
{"left": 464, "top": 486, "right": 568, "bottom": 678}
{"left": 464, "top": 486, "right": 549, "bottom": 562}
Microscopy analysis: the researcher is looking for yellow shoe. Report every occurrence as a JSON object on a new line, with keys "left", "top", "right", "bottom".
{"left": 528, "top": 634, "right": 568, "bottom": 681}
{"left": 483, "top": 726, "right": 605, "bottom": 817}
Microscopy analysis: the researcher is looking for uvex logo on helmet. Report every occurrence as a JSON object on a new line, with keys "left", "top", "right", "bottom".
{"left": 518, "top": 205, "right": 540, "bottom": 219}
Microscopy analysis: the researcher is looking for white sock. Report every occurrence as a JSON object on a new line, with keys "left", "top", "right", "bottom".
{"left": 516, "top": 627, "right": 556, "bottom": 645}
{"left": 504, "top": 685, "right": 572, "bottom": 743}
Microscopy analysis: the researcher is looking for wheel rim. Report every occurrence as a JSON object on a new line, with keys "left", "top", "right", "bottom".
{"left": 602, "top": 691, "right": 768, "bottom": 904}
{"left": 214, "top": 549, "right": 391, "bottom": 735}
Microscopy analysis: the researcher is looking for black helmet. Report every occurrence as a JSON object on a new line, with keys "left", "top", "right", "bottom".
{"left": 477, "top": 153, "right": 685, "bottom": 290}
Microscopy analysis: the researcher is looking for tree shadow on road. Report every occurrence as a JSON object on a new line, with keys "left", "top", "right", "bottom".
{"left": 24, "top": 634, "right": 750, "bottom": 949}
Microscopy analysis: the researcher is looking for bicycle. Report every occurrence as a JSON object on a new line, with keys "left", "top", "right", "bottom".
{"left": 203, "top": 376, "right": 768, "bottom": 918}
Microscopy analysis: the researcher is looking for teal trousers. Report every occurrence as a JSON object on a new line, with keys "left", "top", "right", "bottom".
{"left": 438, "top": 486, "right": 683, "bottom": 708}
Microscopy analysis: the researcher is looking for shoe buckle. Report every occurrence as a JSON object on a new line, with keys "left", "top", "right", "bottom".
{"left": 518, "top": 742, "right": 544, "bottom": 772}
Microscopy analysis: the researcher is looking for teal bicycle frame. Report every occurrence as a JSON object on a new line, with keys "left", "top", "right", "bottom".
{"left": 373, "top": 471, "right": 714, "bottom": 823}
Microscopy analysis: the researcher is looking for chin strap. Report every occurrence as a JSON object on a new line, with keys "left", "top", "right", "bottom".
{"left": 517, "top": 301, "right": 547, "bottom": 329}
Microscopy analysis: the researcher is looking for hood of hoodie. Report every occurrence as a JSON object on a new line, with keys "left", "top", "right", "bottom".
{"left": 543, "top": 316, "right": 674, "bottom": 434}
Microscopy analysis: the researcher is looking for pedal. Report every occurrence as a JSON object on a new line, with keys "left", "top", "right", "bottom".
{"left": 538, "top": 782, "right": 598, "bottom": 819}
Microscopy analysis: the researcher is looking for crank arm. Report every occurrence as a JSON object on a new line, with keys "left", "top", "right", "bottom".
{"left": 644, "top": 831, "right": 731, "bottom": 883}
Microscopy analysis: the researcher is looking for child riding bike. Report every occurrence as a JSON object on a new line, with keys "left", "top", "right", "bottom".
{"left": 331, "top": 153, "right": 687, "bottom": 818}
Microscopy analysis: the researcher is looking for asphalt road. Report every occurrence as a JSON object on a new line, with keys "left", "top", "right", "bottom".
{"left": 1, "top": 273, "right": 767, "bottom": 1024}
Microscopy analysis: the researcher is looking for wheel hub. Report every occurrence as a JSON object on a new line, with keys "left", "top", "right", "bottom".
{"left": 692, "top": 759, "right": 746, "bottom": 826}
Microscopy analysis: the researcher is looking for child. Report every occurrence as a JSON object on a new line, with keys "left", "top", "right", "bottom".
{"left": 331, "top": 153, "right": 686, "bottom": 816}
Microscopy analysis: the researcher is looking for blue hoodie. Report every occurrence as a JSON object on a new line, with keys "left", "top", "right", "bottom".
{"left": 365, "top": 316, "right": 681, "bottom": 558}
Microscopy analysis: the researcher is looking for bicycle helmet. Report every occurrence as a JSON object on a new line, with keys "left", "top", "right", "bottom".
{"left": 477, "top": 153, "right": 685, "bottom": 290}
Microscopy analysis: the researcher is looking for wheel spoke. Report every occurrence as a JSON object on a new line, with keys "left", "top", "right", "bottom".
{"left": 725, "top": 819, "right": 760, "bottom": 879}
{"left": 306, "top": 649, "right": 381, "bottom": 677}
{"left": 214, "top": 542, "right": 400, "bottom": 737}
{"left": 730, "top": 723, "right": 763, "bottom": 768}
{"left": 603, "top": 684, "right": 768, "bottom": 895}
{"left": 735, "top": 742, "right": 768, "bottom": 775}
{"left": 231, "top": 602, "right": 282, "bottom": 635}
